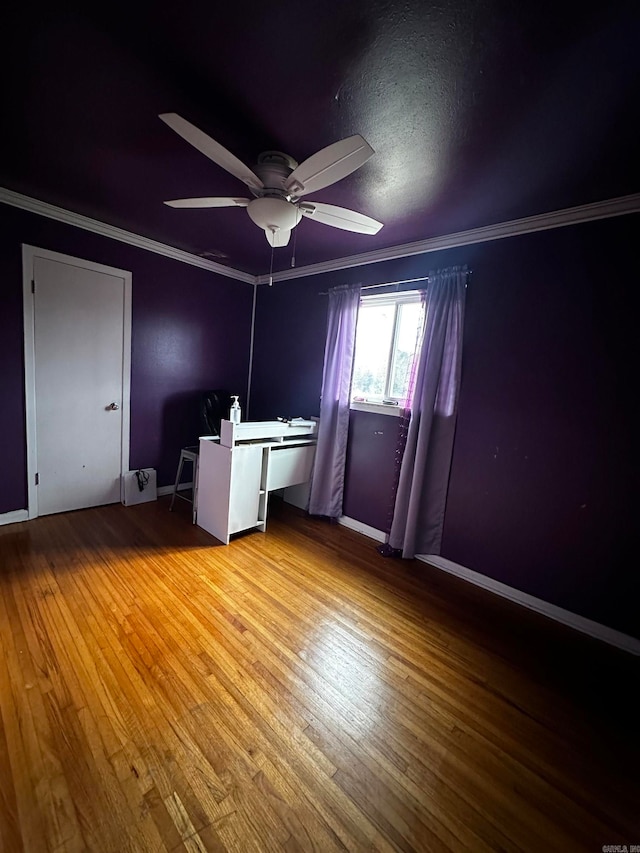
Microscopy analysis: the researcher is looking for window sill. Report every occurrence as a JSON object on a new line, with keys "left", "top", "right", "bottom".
{"left": 350, "top": 400, "right": 404, "bottom": 417}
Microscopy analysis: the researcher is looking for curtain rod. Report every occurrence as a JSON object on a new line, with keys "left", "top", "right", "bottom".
{"left": 318, "top": 270, "right": 471, "bottom": 296}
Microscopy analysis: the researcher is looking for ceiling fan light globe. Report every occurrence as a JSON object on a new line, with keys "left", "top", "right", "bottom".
{"left": 246, "top": 197, "right": 301, "bottom": 232}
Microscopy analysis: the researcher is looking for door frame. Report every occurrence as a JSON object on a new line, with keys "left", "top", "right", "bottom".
{"left": 22, "top": 245, "right": 132, "bottom": 519}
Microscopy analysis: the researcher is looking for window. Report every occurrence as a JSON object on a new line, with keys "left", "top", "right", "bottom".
{"left": 351, "top": 291, "right": 424, "bottom": 412}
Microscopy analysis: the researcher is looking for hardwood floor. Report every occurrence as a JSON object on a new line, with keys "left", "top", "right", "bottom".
{"left": 0, "top": 497, "right": 638, "bottom": 852}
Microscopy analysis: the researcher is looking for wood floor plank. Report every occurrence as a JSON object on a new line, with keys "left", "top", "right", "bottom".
{"left": 203, "top": 580, "right": 497, "bottom": 850}
{"left": 0, "top": 654, "right": 26, "bottom": 853}
{"left": 54, "top": 533, "right": 320, "bottom": 851}
{"left": 1, "top": 497, "right": 638, "bottom": 852}
{"left": 0, "top": 573, "right": 83, "bottom": 852}
{"left": 125, "top": 588, "right": 359, "bottom": 851}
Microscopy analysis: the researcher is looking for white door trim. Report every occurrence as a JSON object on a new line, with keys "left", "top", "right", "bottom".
{"left": 22, "top": 245, "right": 132, "bottom": 519}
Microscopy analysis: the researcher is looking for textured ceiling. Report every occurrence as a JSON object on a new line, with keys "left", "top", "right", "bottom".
{"left": 1, "top": 0, "right": 638, "bottom": 275}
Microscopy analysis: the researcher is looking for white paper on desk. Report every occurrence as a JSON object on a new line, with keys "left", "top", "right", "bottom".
{"left": 288, "top": 418, "right": 315, "bottom": 427}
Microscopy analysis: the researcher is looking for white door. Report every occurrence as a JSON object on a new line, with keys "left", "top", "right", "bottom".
{"left": 26, "top": 250, "right": 130, "bottom": 516}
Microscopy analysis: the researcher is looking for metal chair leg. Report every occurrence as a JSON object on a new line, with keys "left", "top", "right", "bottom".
{"left": 192, "top": 457, "right": 199, "bottom": 524}
{"left": 169, "top": 453, "right": 185, "bottom": 511}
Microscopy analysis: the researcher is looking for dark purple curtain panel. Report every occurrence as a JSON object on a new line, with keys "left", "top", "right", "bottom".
{"left": 308, "top": 284, "right": 361, "bottom": 518}
{"left": 389, "top": 266, "right": 467, "bottom": 557}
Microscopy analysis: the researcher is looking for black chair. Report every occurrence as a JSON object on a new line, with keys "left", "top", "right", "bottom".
{"left": 200, "top": 389, "right": 232, "bottom": 437}
{"left": 170, "top": 390, "right": 231, "bottom": 519}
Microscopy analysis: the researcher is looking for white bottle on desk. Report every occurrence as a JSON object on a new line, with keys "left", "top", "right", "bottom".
{"left": 230, "top": 396, "right": 241, "bottom": 424}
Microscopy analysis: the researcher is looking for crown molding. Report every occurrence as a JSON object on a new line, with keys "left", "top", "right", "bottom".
{"left": 255, "top": 192, "right": 640, "bottom": 284}
{"left": 3, "top": 185, "right": 639, "bottom": 287}
{"left": 0, "top": 187, "right": 255, "bottom": 284}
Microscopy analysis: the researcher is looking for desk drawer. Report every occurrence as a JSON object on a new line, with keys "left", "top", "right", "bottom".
{"left": 266, "top": 445, "right": 315, "bottom": 491}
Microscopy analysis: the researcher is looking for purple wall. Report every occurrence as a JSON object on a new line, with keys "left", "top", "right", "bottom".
{"left": 0, "top": 203, "right": 253, "bottom": 512}
{"left": 0, "top": 216, "right": 28, "bottom": 514}
{"left": 251, "top": 214, "right": 638, "bottom": 637}
{"left": 249, "top": 280, "right": 327, "bottom": 421}
{"left": 442, "top": 217, "right": 637, "bottom": 637}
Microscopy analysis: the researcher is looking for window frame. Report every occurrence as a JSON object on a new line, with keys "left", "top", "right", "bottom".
{"left": 350, "top": 290, "right": 424, "bottom": 415}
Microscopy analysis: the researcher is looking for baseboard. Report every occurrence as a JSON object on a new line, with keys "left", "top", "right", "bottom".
{"left": 339, "top": 515, "right": 387, "bottom": 543}
{"left": 0, "top": 509, "right": 29, "bottom": 527}
{"left": 419, "top": 555, "right": 640, "bottom": 656}
{"left": 157, "top": 482, "right": 193, "bottom": 497}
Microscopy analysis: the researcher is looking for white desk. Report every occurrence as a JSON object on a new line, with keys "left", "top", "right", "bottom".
{"left": 196, "top": 419, "right": 317, "bottom": 544}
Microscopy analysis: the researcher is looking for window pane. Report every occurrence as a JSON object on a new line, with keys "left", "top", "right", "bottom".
{"left": 351, "top": 303, "right": 395, "bottom": 399}
{"left": 389, "top": 301, "right": 423, "bottom": 399}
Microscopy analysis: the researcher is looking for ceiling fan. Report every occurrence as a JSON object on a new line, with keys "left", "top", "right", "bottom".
{"left": 159, "top": 113, "right": 383, "bottom": 248}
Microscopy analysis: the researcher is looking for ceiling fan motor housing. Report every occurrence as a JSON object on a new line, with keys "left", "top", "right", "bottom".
{"left": 254, "top": 151, "right": 298, "bottom": 196}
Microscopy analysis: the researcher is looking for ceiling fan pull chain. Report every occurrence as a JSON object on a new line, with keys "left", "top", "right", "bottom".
{"left": 269, "top": 239, "right": 275, "bottom": 286}
{"left": 291, "top": 225, "right": 298, "bottom": 268}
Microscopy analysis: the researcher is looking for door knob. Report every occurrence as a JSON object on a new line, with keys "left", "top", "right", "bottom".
{"left": 108, "top": 402, "right": 119, "bottom": 410}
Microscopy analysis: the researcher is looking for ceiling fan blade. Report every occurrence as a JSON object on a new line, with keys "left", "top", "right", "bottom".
{"left": 285, "top": 135, "right": 374, "bottom": 197}
{"left": 265, "top": 228, "right": 292, "bottom": 248}
{"left": 164, "top": 197, "right": 250, "bottom": 208}
{"left": 299, "top": 202, "right": 383, "bottom": 235}
{"left": 159, "top": 113, "right": 264, "bottom": 191}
